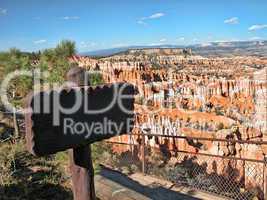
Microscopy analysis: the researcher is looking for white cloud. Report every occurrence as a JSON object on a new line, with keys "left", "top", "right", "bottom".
{"left": 34, "top": 39, "right": 47, "bottom": 44}
{"left": 80, "top": 41, "right": 97, "bottom": 49}
{"left": 177, "top": 37, "right": 185, "bottom": 41}
{"left": 0, "top": 8, "right": 7, "bottom": 15}
{"left": 138, "top": 12, "right": 165, "bottom": 25}
{"left": 146, "top": 12, "right": 165, "bottom": 19}
{"left": 248, "top": 24, "right": 267, "bottom": 31}
{"left": 159, "top": 38, "right": 167, "bottom": 42}
{"left": 224, "top": 17, "right": 239, "bottom": 24}
{"left": 61, "top": 16, "right": 80, "bottom": 20}
{"left": 137, "top": 20, "right": 147, "bottom": 25}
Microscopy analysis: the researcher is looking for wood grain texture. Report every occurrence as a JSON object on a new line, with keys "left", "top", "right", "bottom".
{"left": 25, "top": 82, "right": 135, "bottom": 156}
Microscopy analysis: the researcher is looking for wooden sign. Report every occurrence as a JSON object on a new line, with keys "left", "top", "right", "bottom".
{"left": 26, "top": 82, "right": 135, "bottom": 156}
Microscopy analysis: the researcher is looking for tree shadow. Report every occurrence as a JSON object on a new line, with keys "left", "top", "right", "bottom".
{"left": 0, "top": 151, "right": 72, "bottom": 200}
{"left": 0, "top": 182, "right": 72, "bottom": 200}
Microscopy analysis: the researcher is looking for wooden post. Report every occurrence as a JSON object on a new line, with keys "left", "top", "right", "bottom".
{"left": 67, "top": 66, "right": 96, "bottom": 200}
{"left": 69, "top": 146, "right": 96, "bottom": 200}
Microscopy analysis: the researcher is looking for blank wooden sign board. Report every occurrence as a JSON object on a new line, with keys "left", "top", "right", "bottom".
{"left": 25, "top": 82, "right": 135, "bottom": 200}
{"left": 26, "top": 82, "right": 135, "bottom": 156}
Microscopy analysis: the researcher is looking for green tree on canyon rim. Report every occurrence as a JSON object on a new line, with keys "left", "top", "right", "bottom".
{"left": 0, "top": 40, "right": 78, "bottom": 107}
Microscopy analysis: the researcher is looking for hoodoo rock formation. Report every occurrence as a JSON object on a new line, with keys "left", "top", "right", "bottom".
{"left": 70, "top": 50, "right": 267, "bottom": 193}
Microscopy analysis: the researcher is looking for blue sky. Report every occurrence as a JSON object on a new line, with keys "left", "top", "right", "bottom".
{"left": 0, "top": 0, "right": 267, "bottom": 52}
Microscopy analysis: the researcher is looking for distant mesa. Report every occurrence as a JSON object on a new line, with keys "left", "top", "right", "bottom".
{"left": 81, "top": 40, "right": 267, "bottom": 57}
{"left": 127, "top": 48, "right": 192, "bottom": 56}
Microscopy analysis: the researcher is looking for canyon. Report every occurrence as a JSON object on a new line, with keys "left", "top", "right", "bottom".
{"left": 71, "top": 49, "right": 267, "bottom": 197}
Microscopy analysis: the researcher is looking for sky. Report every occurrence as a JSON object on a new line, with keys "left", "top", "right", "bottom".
{"left": 0, "top": 0, "right": 267, "bottom": 52}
